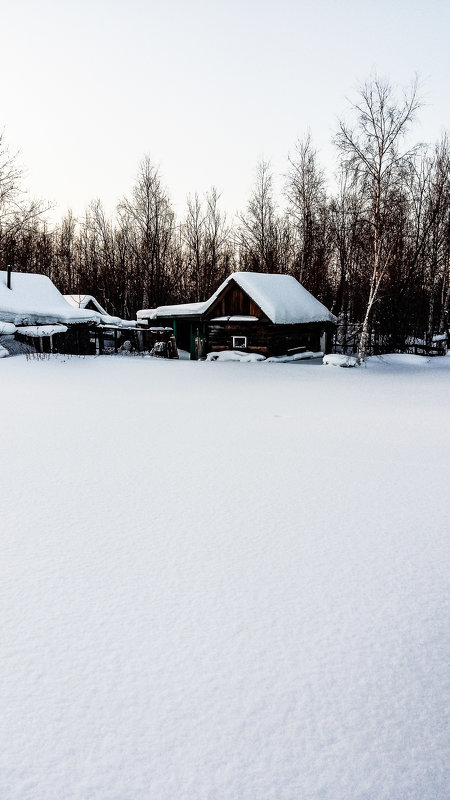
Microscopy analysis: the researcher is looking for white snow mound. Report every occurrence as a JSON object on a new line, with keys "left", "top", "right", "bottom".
{"left": 206, "top": 350, "right": 266, "bottom": 362}
{"left": 323, "top": 353, "right": 358, "bottom": 367}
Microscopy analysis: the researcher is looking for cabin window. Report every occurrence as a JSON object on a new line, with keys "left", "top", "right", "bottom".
{"left": 233, "top": 336, "right": 247, "bottom": 349}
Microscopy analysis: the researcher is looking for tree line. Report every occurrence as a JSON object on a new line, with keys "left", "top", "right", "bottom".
{"left": 1, "top": 76, "right": 449, "bottom": 359}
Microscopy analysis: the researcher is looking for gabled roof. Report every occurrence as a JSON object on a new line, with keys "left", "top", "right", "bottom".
{"left": 0, "top": 272, "right": 99, "bottom": 326}
{"left": 205, "top": 273, "right": 336, "bottom": 324}
{"left": 137, "top": 272, "right": 336, "bottom": 325}
{"left": 64, "top": 293, "right": 130, "bottom": 327}
{"left": 64, "top": 294, "right": 108, "bottom": 315}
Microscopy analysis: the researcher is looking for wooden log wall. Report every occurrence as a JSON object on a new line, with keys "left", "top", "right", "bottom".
{"left": 208, "top": 286, "right": 261, "bottom": 318}
{"left": 206, "top": 322, "right": 325, "bottom": 357}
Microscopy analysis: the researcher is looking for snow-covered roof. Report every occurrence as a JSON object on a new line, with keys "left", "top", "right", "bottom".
{"left": 210, "top": 315, "right": 260, "bottom": 322}
{"left": 0, "top": 272, "right": 99, "bottom": 326}
{"left": 16, "top": 324, "right": 68, "bottom": 338}
{"left": 0, "top": 321, "right": 17, "bottom": 335}
{"left": 137, "top": 273, "right": 336, "bottom": 325}
{"left": 205, "top": 273, "right": 337, "bottom": 325}
{"left": 137, "top": 301, "right": 207, "bottom": 321}
{"left": 64, "top": 294, "right": 108, "bottom": 315}
{"left": 65, "top": 293, "right": 138, "bottom": 327}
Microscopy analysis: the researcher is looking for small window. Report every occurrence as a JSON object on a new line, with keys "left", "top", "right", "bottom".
{"left": 233, "top": 336, "right": 247, "bottom": 349}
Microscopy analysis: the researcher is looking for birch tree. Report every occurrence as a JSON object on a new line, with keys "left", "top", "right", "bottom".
{"left": 336, "top": 76, "right": 421, "bottom": 361}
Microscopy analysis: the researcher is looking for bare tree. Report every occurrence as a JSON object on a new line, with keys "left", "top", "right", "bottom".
{"left": 203, "top": 187, "right": 232, "bottom": 294}
{"left": 423, "top": 137, "right": 450, "bottom": 336}
{"left": 183, "top": 192, "right": 205, "bottom": 301}
{"left": 0, "top": 131, "right": 52, "bottom": 275}
{"left": 118, "top": 156, "right": 175, "bottom": 309}
{"left": 239, "top": 159, "right": 280, "bottom": 272}
{"left": 336, "top": 76, "right": 421, "bottom": 361}
{"left": 182, "top": 188, "right": 231, "bottom": 301}
{"left": 329, "top": 163, "right": 366, "bottom": 321}
{"left": 285, "top": 133, "right": 327, "bottom": 289}
{"left": 0, "top": 131, "right": 23, "bottom": 224}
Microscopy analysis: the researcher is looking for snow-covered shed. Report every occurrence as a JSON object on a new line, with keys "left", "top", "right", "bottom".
{"left": 63, "top": 292, "right": 179, "bottom": 356}
{"left": 137, "top": 272, "right": 337, "bottom": 359}
{"left": 0, "top": 271, "right": 100, "bottom": 354}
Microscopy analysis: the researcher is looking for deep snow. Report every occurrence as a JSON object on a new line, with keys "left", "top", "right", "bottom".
{"left": 1, "top": 354, "right": 449, "bottom": 799}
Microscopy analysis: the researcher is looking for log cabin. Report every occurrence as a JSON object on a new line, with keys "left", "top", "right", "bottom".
{"left": 137, "top": 272, "right": 337, "bottom": 359}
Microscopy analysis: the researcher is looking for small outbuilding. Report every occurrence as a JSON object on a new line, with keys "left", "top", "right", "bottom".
{"left": 0, "top": 272, "right": 178, "bottom": 357}
{"left": 0, "top": 270, "right": 99, "bottom": 354}
{"left": 138, "top": 272, "right": 337, "bottom": 359}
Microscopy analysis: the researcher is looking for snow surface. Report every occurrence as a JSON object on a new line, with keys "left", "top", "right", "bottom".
{"left": 1, "top": 354, "right": 449, "bottom": 800}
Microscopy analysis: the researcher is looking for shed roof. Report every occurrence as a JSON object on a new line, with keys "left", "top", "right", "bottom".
{"left": 137, "top": 300, "right": 207, "bottom": 321}
{"left": 64, "top": 294, "right": 108, "bottom": 315}
{"left": 64, "top": 293, "right": 133, "bottom": 327}
{"left": 207, "top": 273, "right": 336, "bottom": 324}
{"left": 137, "top": 272, "right": 336, "bottom": 325}
{"left": 0, "top": 272, "right": 99, "bottom": 326}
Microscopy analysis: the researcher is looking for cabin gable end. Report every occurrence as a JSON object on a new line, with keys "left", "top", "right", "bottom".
{"left": 205, "top": 278, "right": 268, "bottom": 321}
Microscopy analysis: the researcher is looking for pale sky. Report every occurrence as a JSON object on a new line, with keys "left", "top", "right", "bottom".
{"left": 1, "top": 0, "right": 449, "bottom": 223}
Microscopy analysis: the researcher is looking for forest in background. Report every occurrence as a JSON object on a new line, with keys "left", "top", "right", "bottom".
{"left": 1, "top": 77, "right": 449, "bottom": 356}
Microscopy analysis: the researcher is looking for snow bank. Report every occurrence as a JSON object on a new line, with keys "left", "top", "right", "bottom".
{"left": 177, "top": 349, "right": 191, "bottom": 360}
{"left": 323, "top": 353, "right": 358, "bottom": 367}
{"left": 207, "top": 350, "right": 322, "bottom": 363}
{"left": 206, "top": 350, "right": 266, "bottom": 362}
{"left": 267, "top": 350, "right": 323, "bottom": 362}
{"left": 0, "top": 344, "right": 9, "bottom": 358}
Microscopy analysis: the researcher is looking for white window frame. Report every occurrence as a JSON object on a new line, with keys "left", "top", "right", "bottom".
{"left": 233, "top": 335, "right": 247, "bottom": 349}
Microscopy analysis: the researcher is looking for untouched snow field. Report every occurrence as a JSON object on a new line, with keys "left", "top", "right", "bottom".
{"left": 1, "top": 354, "right": 449, "bottom": 800}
